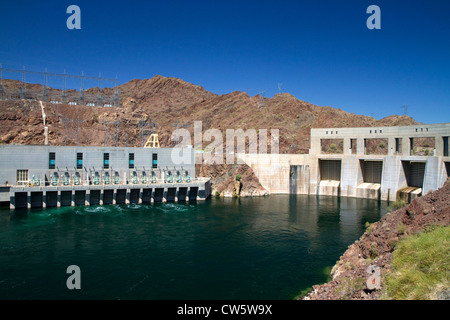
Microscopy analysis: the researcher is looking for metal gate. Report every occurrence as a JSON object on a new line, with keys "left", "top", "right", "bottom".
{"left": 408, "top": 162, "right": 426, "bottom": 188}
{"left": 319, "top": 160, "right": 341, "bottom": 181}
{"left": 290, "top": 165, "right": 299, "bottom": 194}
{"left": 363, "top": 161, "right": 382, "bottom": 184}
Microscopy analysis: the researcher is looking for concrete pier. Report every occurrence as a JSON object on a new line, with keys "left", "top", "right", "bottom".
{"left": 7, "top": 179, "right": 211, "bottom": 209}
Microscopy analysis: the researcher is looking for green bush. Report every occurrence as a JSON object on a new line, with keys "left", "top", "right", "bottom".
{"left": 365, "top": 221, "right": 374, "bottom": 234}
{"left": 388, "top": 198, "right": 408, "bottom": 212}
{"left": 382, "top": 226, "right": 450, "bottom": 300}
{"left": 397, "top": 222, "right": 406, "bottom": 235}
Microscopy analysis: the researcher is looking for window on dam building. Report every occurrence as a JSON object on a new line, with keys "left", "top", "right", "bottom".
{"left": 410, "top": 137, "right": 435, "bottom": 156}
{"left": 321, "top": 139, "right": 343, "bottom": 154}
{"left": 77, "top": 153, "right": 83, "bottom": 170}
{"left": 152, "top": 153, "right": 158, "bottom": 169}
{"left": 129, "top": 153, "right": 135, "bottom": 169}
{"left": 49, "top": 152, "right": 55, "bottom": 169}
{"left": 364, "top": 138, "right": 388, "bottom": 155}
{"left": 444, "top": 137, "right": 449, "bottom": 157}
{"left": 17, "top": 169, "right": 29, "bottom": 185}
{"left": 103, "top": 153, "right": 110, "bottom": 169}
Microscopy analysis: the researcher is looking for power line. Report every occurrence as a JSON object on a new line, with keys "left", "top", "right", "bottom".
{"left": 0, "top": 64, "right": 121, "bottom": 107}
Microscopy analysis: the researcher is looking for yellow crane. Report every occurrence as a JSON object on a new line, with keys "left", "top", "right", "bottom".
{"left": 144, "top": 134, "right": 160, "bottom": 148}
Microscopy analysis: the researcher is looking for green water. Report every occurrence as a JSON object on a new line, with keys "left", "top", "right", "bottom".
{"left": 0, "top": 195, "right": 387, "bottom": 300}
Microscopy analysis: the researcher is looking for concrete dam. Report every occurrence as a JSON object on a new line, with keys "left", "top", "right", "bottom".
{"left": 0, "top": 123, "right": 448, "bottom": 209}
{"left": 239, "top": 123, "right": 450, "bottom": 202}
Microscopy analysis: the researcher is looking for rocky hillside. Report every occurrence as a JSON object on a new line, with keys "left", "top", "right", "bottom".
{"left": 303, "top": 178, "right": 450, "bottom": 300}
{"left": 0, "top": 75, "right": 418, "bottom": 195}
{"left": 0, "top": 75, "right": 418, "bottom": 151}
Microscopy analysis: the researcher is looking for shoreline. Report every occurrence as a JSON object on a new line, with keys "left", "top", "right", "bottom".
{"left": 302, "top": 179, "right": 450, "bottom": 300}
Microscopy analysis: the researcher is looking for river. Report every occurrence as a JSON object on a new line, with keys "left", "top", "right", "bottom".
{"left": 0, "top": 195, "right": 387, "bottom": 300}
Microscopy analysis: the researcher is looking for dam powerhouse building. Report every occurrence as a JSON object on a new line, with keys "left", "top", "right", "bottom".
{"left": 0, "top": 122, "right": 449, "bottom": 209}
{"left": 0, "top": 146, "right": 211, "bottom": 209}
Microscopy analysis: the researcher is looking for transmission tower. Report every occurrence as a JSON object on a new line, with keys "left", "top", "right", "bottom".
{"left": 278, "top": 83, "right": 283, "bottom": 94}
{"left": 103, "top": 120, "right": 121, "bottom": 147}
{"left": 140, "top": 120, "right": 157, "bottom": 147}
{"left": 62, "top": 117, "right": 84, "bottom": 146}
{"left": 258, "top": 91, "right": 266, "bottom": 109}
{"left": 401, "top": 105, "right": 408, "bottom": 116}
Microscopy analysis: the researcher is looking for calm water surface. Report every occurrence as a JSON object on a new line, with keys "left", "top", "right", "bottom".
{"left": 0, "top": 195, "right": 387, "bottom": 300}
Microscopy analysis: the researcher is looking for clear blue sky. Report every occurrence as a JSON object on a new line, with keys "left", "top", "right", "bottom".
{"left": 0, "top": 0, "right": 449, "bottom": 124}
